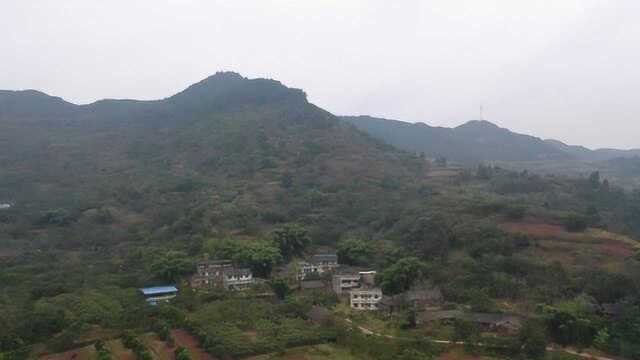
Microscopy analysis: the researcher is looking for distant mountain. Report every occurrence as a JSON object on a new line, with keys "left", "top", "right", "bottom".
{"left": 342, "top": 116, "right": 569, "bottom": 164}
{"left": 342, "top": 115, "right": 640, "bottom": 165}
{"left": 544, "top": 139, "right": 640, "bottom": 161}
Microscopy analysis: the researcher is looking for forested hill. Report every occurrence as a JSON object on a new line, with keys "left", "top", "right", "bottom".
{"left": 341, "top": 115, "right": 640, "bottom": 165}
{"left": 341, "top": 116, "right": 568, "bottom": 164}
{"left": 0, "top": 72, "right": 426, "bottom": 248}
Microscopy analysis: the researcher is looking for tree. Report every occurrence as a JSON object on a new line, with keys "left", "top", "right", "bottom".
{"left": 337, "top": 238, "right": 373, "bottom": 266}
{"left": 593, "top": 328, "right": 611, "bottom": 352}
{"left": 235, "top": 240, "right": 283, "bottom": 278}
{"left": 516, "top": 320, "right": 548, "bottom": 360}
{"left": 476, "top": 164, "right": 493, "bottom": 180}
{"left": 280, "top": 172, "right": 293, "bottom": 189}
{"left": 95, "top": 340, "right": 111, "bottom": 360}
{"left": 213, "top": 239, "right": 282, "bottom": 277}
{"left": 94, "top": 339, "right": 106, "bottom": 352}
{"left": 150, "top": 251, "right": 193, "bottom": 283}
{"left": 269, "top": 277, "right": 290, "bottom": 301}
{"left": 563, "top": 213, "right": 588, "bottom": 232}
{"left": 379, "top": 257, "right": 425, "bottom": 295}
{"left": 272, "top": 224, "right": 311, "bottom": 261}
{"left": 30, "top": 301, "right": 66, "bottom": 337}
{"left": 589, "top": 171, "right": 601, "bottom": 188}
{"left": 453, "top": 319, "right": 478, "bottom": 342}
{"left": 175, "top": 346, "right": 191, "bottom": 360}
{"left": 404, "top": 215, "right": 452, "bottom": 259}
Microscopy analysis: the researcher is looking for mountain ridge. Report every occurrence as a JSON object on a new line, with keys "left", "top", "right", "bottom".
{"left": 342, "top": 115, "right": 569, "bottom": 164}
{"left": 0, "top": 72, "right": 426, "bottom": 232}
{"left": 342, "top": 115, "right": 640, "bottom": 164}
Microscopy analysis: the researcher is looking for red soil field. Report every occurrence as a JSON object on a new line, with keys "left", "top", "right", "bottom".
{"left": 500, "top": 222, "right": 565, "bottom": 237}
{"left": 172, "top": 329, "right": 213, "bottom": 360}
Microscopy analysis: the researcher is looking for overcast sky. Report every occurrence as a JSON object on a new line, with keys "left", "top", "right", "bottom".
{"left": 2, "top": 1, "right": 639, "bottom": 149}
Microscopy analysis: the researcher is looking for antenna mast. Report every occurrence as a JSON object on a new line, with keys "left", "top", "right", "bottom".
{"left": 479, "top": 105, "right": 484, "bottom": 121}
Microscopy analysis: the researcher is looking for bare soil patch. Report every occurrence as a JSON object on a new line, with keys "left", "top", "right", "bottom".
{"left": 172, "top": 329, "right": 213, "bottom": 360}
{"left": 501, "top": 222, "right": 565, "bottom": 237}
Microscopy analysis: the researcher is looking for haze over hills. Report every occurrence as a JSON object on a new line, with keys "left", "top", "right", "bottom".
{"left": 3, "top": 71, "right": 640, "bottom": 360}
{"left": 342, "top": 115, "right": 640, "bottom": 165}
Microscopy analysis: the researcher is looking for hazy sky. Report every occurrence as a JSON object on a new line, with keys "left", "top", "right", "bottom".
{"left": 2, "top": 1, "right": 639, "bottom": 149}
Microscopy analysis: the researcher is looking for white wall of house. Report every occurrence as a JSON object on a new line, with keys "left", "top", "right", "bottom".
{"left": 350, "top": 288, "right": 383, "bottom": 310}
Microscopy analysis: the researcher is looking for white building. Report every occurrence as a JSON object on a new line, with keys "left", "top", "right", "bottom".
{"left": 298, "top": 254, "right": 340, "bottom": 280}
{"left": 223, "top": 268, "right": 254, "bottom": 290}
{"left": 350, "top": 288, "right": 383, "bottom": 310}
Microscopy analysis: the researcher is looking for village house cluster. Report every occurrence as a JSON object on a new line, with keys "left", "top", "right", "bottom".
{"left": 139, "top": 252, "right": 525, "bottom": 334}
{"left": 296, "top": 253, "right": 523, "bottom": 334}
{"left": 296, "top": 254, "right": 385, "bottom": 311}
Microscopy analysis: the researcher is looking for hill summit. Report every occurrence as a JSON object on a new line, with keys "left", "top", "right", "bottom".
{"left": 342, "top": 116, "right": 568, "bottom": 164}
{"left": 0, "top": 72, "right": 426, "bottom": 244}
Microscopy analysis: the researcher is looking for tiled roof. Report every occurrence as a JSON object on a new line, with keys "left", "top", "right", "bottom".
{"left": 312, "top": 254, "right": 337, "bottom": 261}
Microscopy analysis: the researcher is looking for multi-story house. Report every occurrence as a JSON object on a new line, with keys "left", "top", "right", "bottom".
{"left": 190, "top": 259, "right": 233, "bottom": 289}
{"left": 332, "top": 270, "right": 377, "bottom": 295}
{"left": 350, "top": 287, "right": 383, "bottom": 310}
{"left": 297, "top": 253, "right": 340, "bottom": 280}
{"left": 190, "top": 260, "right": 255, "bottom": 291}
{"left": 312, "top": 254, "right": 339, "bottom": 272}
{"left": 332, "top": 274, "right": 361, "bottom": 295}
{"left": 223, "top": 268, "right": 255, "bottom": 290}
{"left": 297, "top": 261, "right": 321, "bottom": 280}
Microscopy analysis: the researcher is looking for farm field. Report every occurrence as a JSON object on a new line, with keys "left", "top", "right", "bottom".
{"left": 500, "top": 221, "right": 639, "bottom": 268}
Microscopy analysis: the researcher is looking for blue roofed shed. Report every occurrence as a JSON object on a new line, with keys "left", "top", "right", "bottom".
{"left": 140, "top": 286, "right": 178, "bottom": 305}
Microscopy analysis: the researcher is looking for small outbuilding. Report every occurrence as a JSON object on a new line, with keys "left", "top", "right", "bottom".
{"left": 140, "top": 286, "right": 178, "bottom": 305}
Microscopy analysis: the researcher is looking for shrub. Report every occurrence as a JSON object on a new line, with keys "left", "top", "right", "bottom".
{"left": 564, "top": 213, "right": 588, "bottom": 232}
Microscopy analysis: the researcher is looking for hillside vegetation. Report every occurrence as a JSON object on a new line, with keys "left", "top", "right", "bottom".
{"left": 1, "top": 73, "right": 640, "bottom": 359}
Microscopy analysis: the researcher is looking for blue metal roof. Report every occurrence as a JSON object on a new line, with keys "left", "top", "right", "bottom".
{"left": 140, "top": 286, "right": 178, "bottom": 295}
